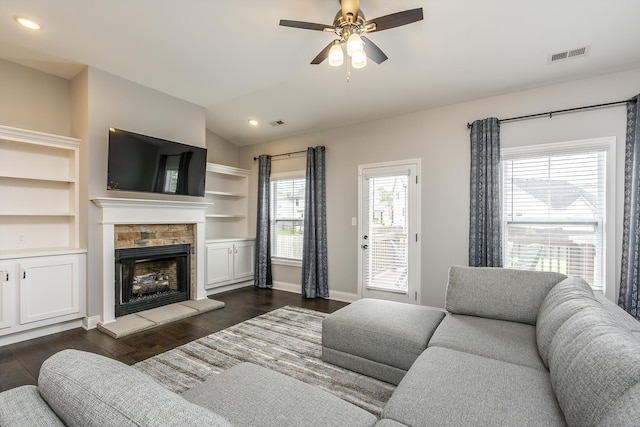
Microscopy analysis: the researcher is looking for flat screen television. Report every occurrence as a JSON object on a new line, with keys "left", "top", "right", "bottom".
{"left": 107, "top": 128, "right": 207, "bottom": 197}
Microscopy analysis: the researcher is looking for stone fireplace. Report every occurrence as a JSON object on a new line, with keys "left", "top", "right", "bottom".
{"left": 92, "top": 198, "right": 209, "bottom": 325}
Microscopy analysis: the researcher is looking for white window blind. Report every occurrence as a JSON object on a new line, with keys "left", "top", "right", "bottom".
{"left": 364, "top": 172, "right": 409, "bottom": 293}
{"left": 270, "top": 177, "right": 305, "bottom": 260}
{"left": 502, "top": 143, "right": 608, "bottom": 291}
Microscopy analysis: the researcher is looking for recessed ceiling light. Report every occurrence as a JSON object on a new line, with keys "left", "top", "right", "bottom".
{"left": 15, "top": 16, "right": 41, "bottom": 30}
{"left": 248, "top": 119, "right": 259, "bottom": 126}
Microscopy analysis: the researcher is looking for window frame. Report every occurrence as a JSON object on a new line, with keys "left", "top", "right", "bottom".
{"left": 501, "top": 137, "right": 616, "bottom": 295}
{"left": 270, "top": 171, "right": 306, "bottom": 266}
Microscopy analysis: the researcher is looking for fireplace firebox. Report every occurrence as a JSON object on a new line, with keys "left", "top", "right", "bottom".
{"left": 115, "top": 244, "right": 190, "bottom": 317}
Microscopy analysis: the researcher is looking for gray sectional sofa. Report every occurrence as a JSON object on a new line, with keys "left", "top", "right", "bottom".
{"left": 323, "top": 266, "right": 640, "bottom": 426}
{"left": 1, "top": 266, "right": 639, "bottom": 426}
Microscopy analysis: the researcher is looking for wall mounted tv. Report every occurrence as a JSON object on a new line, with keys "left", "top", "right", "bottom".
{"left": 107, "top": 128, "right": 207, "bottom": 197}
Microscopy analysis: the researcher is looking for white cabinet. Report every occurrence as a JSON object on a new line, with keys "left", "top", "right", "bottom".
{"left": 206, "top": 239, "right": 255, "bottom": 289}
{"left": 0, "top": 252, "right": 86, "bottom": 341}
{"left": 0, "top": 125, "right": 86, "bottom": 345}
{"left": 204, "top": 163, "right": 255, "bottom": 292}
{"left": 19, "top": 255, "right": 80, "bottom": 324}
{"left": 0, "top": 263, "right": 16, "bottom": 330}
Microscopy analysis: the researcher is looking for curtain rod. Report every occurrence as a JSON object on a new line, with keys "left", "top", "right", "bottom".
{"left": 253, "top": 149, "right": 307, "bottom": 161}
{"left": 466, "top": 98, "right": 635, "bottom": 129}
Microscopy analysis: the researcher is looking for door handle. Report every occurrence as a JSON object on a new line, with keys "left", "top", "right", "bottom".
{"left": 0, "top": 271, "right": 8, "bottom": 282}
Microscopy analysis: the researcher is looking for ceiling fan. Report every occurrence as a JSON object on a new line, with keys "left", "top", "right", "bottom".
{"left": 279, "top": 0, "right": 424, "bottom": 69}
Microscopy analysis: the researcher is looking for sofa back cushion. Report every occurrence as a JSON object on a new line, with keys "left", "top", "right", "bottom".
{"left": 536, "top": 276, "right": 597, "bottom": 367}
{"left": 0, "top": 385, "right": 64, "bottom": 426}
{"left": 445, "top": 266, "right": 566, "bottom": 325}
{"left": 548, "top": 308, "right": 640, "bottom": 426}
{"left": 39, "top": 349, "right": 231, "bottom": 427}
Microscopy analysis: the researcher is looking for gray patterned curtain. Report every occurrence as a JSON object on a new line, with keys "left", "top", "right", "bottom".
{"left": 254, "top": 155, "right": 272, "bottom": 289}
{"left": 469, "top": 117, "right": 502, "bottom": 267}
{"left": 302, "top": 146, "right": 329, "bottom": 298}
{"left": 618, "top": 95, "right": 640, "bottom": 319}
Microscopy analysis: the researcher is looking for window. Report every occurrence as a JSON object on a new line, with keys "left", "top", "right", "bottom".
{"left": 501, "top": 138, "right": 614, "bottom": 292}
{"left": 270, "top": 174, "right": 306, "bottom": 261}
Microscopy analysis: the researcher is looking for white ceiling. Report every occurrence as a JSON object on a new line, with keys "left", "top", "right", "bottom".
{"left": 0, "top": 0, "right": 639, "bottom": 146}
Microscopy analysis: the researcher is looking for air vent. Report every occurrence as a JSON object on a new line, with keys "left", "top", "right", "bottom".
{"left": 269, "top": 120, "right": 286, "bottom": 127}
{"left": 548, "top": 45, "right": 590, "bottom": 63}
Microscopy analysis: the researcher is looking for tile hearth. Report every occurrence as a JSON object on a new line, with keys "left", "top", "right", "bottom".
{"left": 97, "top": 299, "right": 224, "bottom": 338}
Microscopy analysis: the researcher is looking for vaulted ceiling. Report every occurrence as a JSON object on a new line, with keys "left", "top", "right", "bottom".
{"left": 1, "top": 0, "right": 639, "bottom": 146}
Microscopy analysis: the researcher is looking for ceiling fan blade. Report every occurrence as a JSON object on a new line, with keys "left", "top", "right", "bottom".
{"left": 361, "top": 36, "right": 388, "bottom": 64}
{"left": 364, "top": 8, "right": 424, "bottom": 33}
{"left": 279, "top": 20, "right": 334, "bottom": 32}
{"left": 311, "top": 42, "right": 335, "bottom": 65}
{"left": 341, "top": 0, "right": 360, "bottom": 20}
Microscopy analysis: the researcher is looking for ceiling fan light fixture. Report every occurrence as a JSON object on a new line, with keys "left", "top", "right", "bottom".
{"left": 346, "top": 32, "right": 364, "bottom": 57}
{"left": 351, "top": 50, "right": 367, "bottom": 69}
{"left": 328, "top": 41, "right": 344, "bottom": 66}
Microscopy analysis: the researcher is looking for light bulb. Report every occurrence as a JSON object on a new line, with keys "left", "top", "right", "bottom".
{"left": 328, "top": 42, "right": 344, "bottom": 67}
{"left": 346, "top": 33, "right": 364, "bottom": 57}
{"left": 351, "top": 50, "right": 367, "bottom": 69}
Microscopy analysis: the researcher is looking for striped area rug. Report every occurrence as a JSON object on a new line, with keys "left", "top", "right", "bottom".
{"left": 133, "top": 305, "right": 395, "bottom": 417}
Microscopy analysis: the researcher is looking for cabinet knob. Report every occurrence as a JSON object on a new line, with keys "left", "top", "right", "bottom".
{"left": 1, "top": 271, "right": 8, "bottom": 282}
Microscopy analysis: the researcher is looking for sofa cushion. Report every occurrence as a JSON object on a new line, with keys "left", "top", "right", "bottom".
{"left": 182, "top": 362, "right": 377, "bottom": 427}
{"left": 0, "top": 385, "right": 64, "bottom": 426}
{"left": 594, "top": 293, "right": 640, "bottom": 337}
{"left": 322, "top": 298, "right": 445, "bottom": 373}
{"left": 428, "top": 314, "right": 545, "bottom": 371}
{"left": 536, "top": 276, "right": 597, "bottom": 367}
{"left": 38, "top": 349, "right": 231, "bottom": 427}
{"left": 446, "top": 266, "right": 566, "bottom": 325}
{"left": 548, "top": 308, "right": 640, "bottom": 426}
{"left": 383, "top": 347, "right": 565, "bottom": 426}
{"left": 598, "top": 383, "right": 640, "bottom": 426}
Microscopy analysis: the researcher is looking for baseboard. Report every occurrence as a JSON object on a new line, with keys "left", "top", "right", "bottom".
{"left": 272, "top": 281, "right": 358, "bottom": 303}
{"left": 206, "top": 280, "right": 253, "bottom": 296}
{"left": 83, "top": 315, "right": 101, "bottom": 330}
{"left": 0, "top": 320, "right": 83, "bottom": 346}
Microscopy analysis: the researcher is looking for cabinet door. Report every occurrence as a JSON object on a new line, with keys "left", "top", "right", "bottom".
{"left": 206, "top": 243, "right": 233, "bottom": 288}
{"left": 19, "top": 255, "right": 80, "bottom": 324}
{"left": 0, "top": 263, "right": 17, "bottom": 330}
{"left": 233, "top": 241, "right": 255, "bottom": 281}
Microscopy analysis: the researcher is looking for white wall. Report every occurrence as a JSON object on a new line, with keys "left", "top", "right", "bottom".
{"left": 206, "top": 128, "right": 239, "bottom": 166}
{"left": 72, "top": 67, "right": 206, "bottom": 318}
{"left": 239, "top": 68, "right": 640, "bottom": 307}
{"left": 0, "top": 58, "right": 70, "bottom": 135}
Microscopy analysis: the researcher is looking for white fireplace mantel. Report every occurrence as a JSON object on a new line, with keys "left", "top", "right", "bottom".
{"left": 91, "top": 197, "right": 211, "bottom": 325}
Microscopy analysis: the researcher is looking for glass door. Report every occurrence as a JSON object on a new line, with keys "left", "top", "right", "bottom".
{"left": 359, "top": 160, "right": 420, "bottom": 304}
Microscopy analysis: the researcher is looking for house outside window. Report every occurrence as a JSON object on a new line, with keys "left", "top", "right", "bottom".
{"left": 271, "top": 174, "right": 306, "bottom": 262}
{"left": 501, "top": 137, "right": 615, "bottom": 293}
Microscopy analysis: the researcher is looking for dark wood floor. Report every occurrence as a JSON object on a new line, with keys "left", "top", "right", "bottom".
{"left": 0, "top": 287, "right": 348, "bottom": 392}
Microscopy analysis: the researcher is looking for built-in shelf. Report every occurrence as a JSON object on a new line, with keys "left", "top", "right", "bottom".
{"left": 205, "top": 190, "right": 245, "bottom": 197}
{"left": 205, "top": 163, "right": 252, "bottom": 240}
{"left": 0, "top": 212, "right": 76, "bottom": 217}
{"left": 0, "top": 125, "right": 86, "bottom": 345}
{"left": 0, "top": 125, "right": 80, "bottom": 254}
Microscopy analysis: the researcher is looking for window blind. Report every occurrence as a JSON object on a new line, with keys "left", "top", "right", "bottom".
{"left": 502, "top": 147, "right": 607, "bottom": 290}
{"left": 270, "top": 177, "right": 305, "bottom": 260}
{"left": 364, "top": 173, "right": 409, "bottom": 293}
